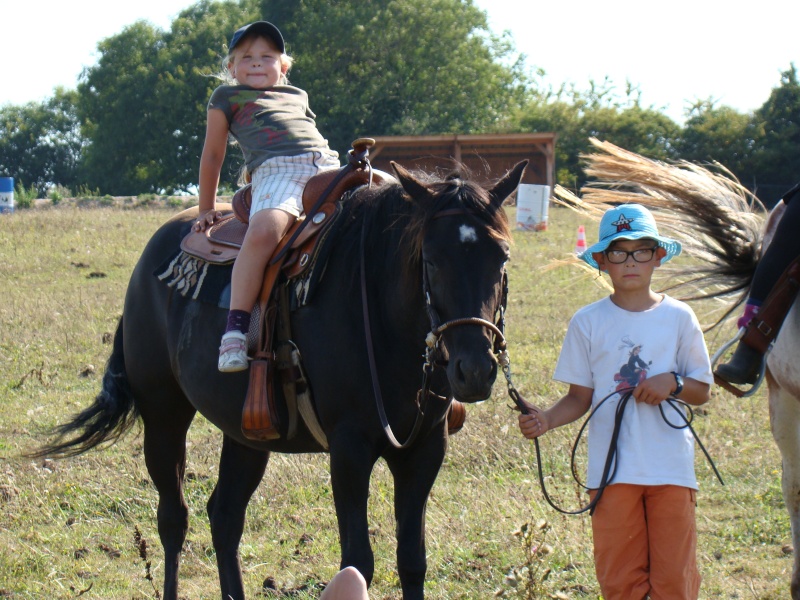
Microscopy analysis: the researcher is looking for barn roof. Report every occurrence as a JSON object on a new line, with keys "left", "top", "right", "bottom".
{"left": 367, "top": 132, "right": 557, "bottom": 187}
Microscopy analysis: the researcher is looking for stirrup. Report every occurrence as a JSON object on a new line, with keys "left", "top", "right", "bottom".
{"left": 711, "top": 328, "right": 769, "bottom": 398}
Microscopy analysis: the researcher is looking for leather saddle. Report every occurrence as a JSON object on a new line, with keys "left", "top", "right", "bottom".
{"left": 181, "top": 160, "right": 390, "bottom": 281}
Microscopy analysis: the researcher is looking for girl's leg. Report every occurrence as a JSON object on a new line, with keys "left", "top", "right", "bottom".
{"left": 218, "top": 152, "right": 336, "bottom": 372}
{"left": 229, "top": 208, "right": 295, "bottom": 311}
{"left": 646, "top": 485, "right": 700, "bottom": 600}
{"left": 590, "top": 484, "right": 650, "bottom": 600}
{"left": 218, "top": 208, "right": 295, "bottom": 372}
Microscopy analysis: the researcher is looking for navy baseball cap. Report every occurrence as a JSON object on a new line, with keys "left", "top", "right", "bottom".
{"left": 229, "top": 21, "right": 285, "bottom": 54}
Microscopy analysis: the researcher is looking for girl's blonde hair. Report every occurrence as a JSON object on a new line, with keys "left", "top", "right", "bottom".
{"left": 216, "top": 32, "right": 294, "bottom": 85}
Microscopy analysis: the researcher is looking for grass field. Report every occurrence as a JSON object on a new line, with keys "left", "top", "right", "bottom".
{"left": 0, "top": 203, "right": 791, "bottom": 599}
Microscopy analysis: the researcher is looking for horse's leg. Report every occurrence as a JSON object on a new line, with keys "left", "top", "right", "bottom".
{"left": 207, "top": 435, "right": 270, "bottom": 600}
{"left": 768, "top": 381, "right": 800, "bottom": 600}
{"left": 385, "top": 430, "right": 447, "bottom": 600}
{"left": 139, "top": 392, "right": 197, "bottom": 600}
{"left": 329, "top": 432, "right": 379, "bottom": 585}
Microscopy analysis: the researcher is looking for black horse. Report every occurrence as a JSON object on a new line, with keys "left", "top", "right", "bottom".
{"left": 36, "top": 161, "right": 526, "bottom": 599}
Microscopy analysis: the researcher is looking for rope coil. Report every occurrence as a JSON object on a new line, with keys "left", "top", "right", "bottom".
{"left": 507, "top": 378, "right": 724, "bottom": 515}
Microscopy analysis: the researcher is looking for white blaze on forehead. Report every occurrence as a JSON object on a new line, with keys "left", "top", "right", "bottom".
{"left": 459, "top": 224, "right": 478, "bottom": 243}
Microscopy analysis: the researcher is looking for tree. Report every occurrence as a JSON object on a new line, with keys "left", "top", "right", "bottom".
{"left": 72, "top": 0, "right": 526, "bottom": 194}
{"left": 509, "top": 79, "right": 681, "bottom": 188}
{"left": 749, "top": 64, "right": 800, "bottom": 204}
{"left": 676, "top": 100, "right": 756, "bottom": 185}
{"left": 584, "top": 104, "right": 680, "bottom": 162}
{"left": 508, "top": 95, "right": 583, "bottom": 187}
{"left": 78, "top": 21, "right": 167, "bottom": 194}
{"left": 261, "top": 0, "right": 527, "bottom": 153}
{"left": 0, "top": 88, "right": 84, "bottom": 197}
{"left": 77, "top": 2, "right": 260, "bottom": 195}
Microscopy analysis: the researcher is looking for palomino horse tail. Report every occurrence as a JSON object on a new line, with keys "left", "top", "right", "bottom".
{"left": 29, "top": 318, "right": 139, "bottom": 458}
{"left": 554, "top": 138, "right": 767, "bottom": 326}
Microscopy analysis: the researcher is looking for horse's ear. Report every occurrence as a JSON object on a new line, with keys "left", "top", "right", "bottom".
{"left": 392, "top": 161, "right": 435, "bottom": 203}
{"left": 489, "top": 160, "right": 528, "bottom": 209}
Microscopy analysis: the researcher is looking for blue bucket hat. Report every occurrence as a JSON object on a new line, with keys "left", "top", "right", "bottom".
{"left": 229, "top": 21, "right": 285, "bottom": 54}
{"left": 579, "top": 203, "right": 681, "bottom": 269}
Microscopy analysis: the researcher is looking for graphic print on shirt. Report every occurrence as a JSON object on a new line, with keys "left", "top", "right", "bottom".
{"left": 230, "top": 90, "right": 293, "bottom": 147}
{"left": 614, "top": 335, "right": 652, "bottom": 391}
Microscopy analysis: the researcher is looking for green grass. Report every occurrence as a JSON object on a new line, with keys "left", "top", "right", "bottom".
{"left": 0, "top": 205, "right": 791, "bottom": 599}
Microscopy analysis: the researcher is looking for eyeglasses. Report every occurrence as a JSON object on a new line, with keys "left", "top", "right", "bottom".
{"left": 604, "top": 246, "right": 659, "bottom": 264}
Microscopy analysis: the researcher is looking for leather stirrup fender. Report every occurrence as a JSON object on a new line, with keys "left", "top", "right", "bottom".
{"left": 713, "top": 257, "right": 800, "bottom": 398}
{"left": 741, "top": 257, "right": 800, "bottom": 354}
{"left": 242, "top": 358, "right": 280, "bottom": 441}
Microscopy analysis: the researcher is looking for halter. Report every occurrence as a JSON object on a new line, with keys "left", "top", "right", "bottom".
{"left": 360, "top": 205, "right": 510, "bottom": 449}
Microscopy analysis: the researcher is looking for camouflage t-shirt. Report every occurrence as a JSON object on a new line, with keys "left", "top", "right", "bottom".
{"left": 208, "top": 84, "right": 338, "bottom": 172}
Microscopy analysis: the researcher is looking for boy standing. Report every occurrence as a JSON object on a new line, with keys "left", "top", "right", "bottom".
{"left": 518, "top": 204, "right": 713, "bottom": 599}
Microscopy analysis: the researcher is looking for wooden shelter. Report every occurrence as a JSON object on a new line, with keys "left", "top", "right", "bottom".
{"left": 367, "top": 132, "right": 557, "bottom": 187}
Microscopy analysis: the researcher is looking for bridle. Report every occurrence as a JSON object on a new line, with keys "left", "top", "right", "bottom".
{"left": 360, "top": 205, "right": 512, "bottom": 449}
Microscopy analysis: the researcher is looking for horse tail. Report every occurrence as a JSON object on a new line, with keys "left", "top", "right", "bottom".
{"left": 554, "top": 138, "right": 767, "bottom": 327}
{"left": 28, "top": 318, "right": 139, "bottom": 458}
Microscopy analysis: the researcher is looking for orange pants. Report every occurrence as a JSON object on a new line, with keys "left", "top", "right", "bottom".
{"left": 589, "top": 484, "right": 700, "bottom": 600}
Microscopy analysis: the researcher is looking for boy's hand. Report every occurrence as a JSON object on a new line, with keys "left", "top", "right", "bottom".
{"left": 633, "top": 372, "right": 676, "bottom": 405}
{"left": 518, "top": 404, "right": 549, "bottom": 439}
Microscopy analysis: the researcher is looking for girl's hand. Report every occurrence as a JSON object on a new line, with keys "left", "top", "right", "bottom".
{"left": 193, "top": 209, "right": 222, "bottom": 232}
{"left": 518, "top": 404, "right": 549, "bottom": 440}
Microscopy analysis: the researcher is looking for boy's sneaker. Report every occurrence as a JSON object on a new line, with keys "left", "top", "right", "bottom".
{"left": 218, "top": 331, "right": 248, "bottom": 372}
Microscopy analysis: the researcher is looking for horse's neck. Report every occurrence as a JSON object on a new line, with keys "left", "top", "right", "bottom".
{"left": 380, "top": 260, "right": 427, "bottom": 337}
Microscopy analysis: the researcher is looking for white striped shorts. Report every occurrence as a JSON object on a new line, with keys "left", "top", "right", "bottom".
{"left": 250, "top": 152, "right": 341, "bottom": 218}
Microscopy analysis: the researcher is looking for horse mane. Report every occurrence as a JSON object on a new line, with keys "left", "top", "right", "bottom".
{"left": 402, "top": 170, "right": 511, "bottom": 262}
{"left": 344, "top": 168, "right": 511, "bottom": 271}
{"left": 554, "top": 138, "right": 766, "bottom": 328}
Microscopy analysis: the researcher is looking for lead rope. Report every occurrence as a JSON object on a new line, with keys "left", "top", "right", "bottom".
{"left": 502, "top": 357, "right": 724, "bottom": 515}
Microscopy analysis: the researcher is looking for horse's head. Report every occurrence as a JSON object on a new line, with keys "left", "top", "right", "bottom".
{"left": 392, "top": 160, "right": 527, "bottom": 402}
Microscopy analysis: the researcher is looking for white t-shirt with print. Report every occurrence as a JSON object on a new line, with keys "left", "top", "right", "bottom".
{"left": 553, "top": 295, "right": 714, "bottom": 490}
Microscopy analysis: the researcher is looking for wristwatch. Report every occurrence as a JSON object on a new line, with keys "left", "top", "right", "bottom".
{"left": 671, "top": 372, "right": 684, "bottom": 396}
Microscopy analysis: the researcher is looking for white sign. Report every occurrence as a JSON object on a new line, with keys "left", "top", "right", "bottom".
{"left": 516, "top": 184, "right": 550, "bottom": 231}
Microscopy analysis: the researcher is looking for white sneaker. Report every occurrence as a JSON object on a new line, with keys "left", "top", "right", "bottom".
{"left": 218, "top": 331, "right": 249, "bottom": 372}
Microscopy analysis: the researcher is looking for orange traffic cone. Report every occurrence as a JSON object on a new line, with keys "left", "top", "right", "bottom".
{"left": 575, "top": 225, "right": 587, "bottom": 255}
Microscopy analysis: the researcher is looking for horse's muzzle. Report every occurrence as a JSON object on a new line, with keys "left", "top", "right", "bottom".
{"left": 447, "top": 348, "right": 498, "bottom": 402}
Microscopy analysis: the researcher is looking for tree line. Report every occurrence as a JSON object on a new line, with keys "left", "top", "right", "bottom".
{"left": 1, "top": 0, "right": 798, "bottom": 206}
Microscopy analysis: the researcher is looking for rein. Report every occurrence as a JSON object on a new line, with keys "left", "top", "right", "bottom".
{"left": 359, "top": 206, "right": 509, "bottom": 449}
{"left": 511, "top": 387, "right": 725, "bottom": 516}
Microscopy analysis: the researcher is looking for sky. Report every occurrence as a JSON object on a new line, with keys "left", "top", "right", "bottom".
{"left": 3, "top": 0, "right": 799, "bottom": 124}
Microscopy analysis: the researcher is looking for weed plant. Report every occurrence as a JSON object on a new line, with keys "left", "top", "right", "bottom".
{"left": 0, "top": 205, "right": 790, "bottom": 598}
